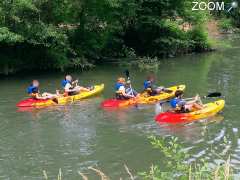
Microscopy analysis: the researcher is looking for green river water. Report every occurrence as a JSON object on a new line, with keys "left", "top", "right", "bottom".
{"left": 1, "top": 35, "right": 240, "bottom": 179}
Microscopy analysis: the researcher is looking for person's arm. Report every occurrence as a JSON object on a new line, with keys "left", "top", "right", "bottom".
{"left": 35, "top": 93, "right": 47, "bottom": 100}
{"left": 122, "top": 91, "right": 135, "bottom": 98}
{"left": 64, "top": 83, "right": 75, "bottom": 92}
{"left": 185, "top": 95, "right": 200, "bottom": 105}
{"left": 120, "top": 86, "right": 135, "bottom": 98}
{"left": 79, "top": 86, "right": 90, "bottom": 92}
{"left": 71, "top": 80, "right": 78, "bottom": 86}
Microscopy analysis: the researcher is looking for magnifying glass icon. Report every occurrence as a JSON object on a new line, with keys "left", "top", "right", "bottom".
{"left": 228, "top": 1, "right": 238, "bottom": 12}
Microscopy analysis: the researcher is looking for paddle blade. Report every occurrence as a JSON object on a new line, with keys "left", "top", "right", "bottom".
{"left": 125, "top": 70, "right": 130, "bottom": 78}
{"left": 206, "top": 92, "right": 222, "bottom": 98}
{"left": 155, "top": 103, "right": 163, "bottom": 115}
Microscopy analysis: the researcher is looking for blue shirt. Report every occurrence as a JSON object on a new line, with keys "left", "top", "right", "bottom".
{"left": 61, "top": 80, "right": 71, "bottom": 88}
{"left": 115, "top": 82, "right": 124, "bottom": 91}
{"left": 170, "top": 98, "right": 182, "bottom": 108}
{"left": 144, "top": 80, "right": 152, "bottom": 89}
{"left": 27, "top": 85, "right": 38, "bottom": 94}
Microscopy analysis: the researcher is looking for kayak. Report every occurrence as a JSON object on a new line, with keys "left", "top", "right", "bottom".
{"left": 155, "top": 100, "right": 225, "bottom": 124}
{"left": 17, "top": 84, "right": 104, "bottom": 107}
{"left": 101, "top": 85, "right": 186, "bottom": 108}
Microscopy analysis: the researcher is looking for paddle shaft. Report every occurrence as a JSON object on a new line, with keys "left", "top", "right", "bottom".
{"left": 159, "top": 92, "right": 222, "bottom": 105}
{"left": 125, "top": 70, "right": 135, "bottom": 98}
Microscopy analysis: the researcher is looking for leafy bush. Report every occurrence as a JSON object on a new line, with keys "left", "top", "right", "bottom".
{"left": 188, "top": 25, "right": 211, "bottom": 51}
{"left": 218, "top": 18, "right": 233, "bottom": 32}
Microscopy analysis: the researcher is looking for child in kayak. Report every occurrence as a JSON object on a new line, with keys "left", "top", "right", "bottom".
{"left": 27, "top": 80, "right": 59, "bottom": 100}
{"left": 144, "top": 75, "right": 169, "bottom": 96}
{"left": 62, "top": 75, "right": 90, "bottom": 96}
{"left": 170, "top": 90, "right": 203, "bottom": 113}
{"left": 115, "top": 77, "right": 138, "bottom": 100}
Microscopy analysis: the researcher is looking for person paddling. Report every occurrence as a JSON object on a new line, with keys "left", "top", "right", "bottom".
{"left": 170, "top": 90, "right": 203, "bottom": 113}
{"left": 115, "top": 77, "right": 138, "bottom": 100}
{"left": 62, "top": 75, "right": 90, "bottom": 96}
{"left": 143, "top": 75, "right": 166, "bottom": 96}
{"left": 27, "top": 80, "right": 59, "bottom": 101}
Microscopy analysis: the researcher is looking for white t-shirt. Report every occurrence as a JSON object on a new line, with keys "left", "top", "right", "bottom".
{"left": 119, "top": 85, "right": 125, "bottom": 92}
{"left": 64, "top": 83, "right": 72, "bottom": 91}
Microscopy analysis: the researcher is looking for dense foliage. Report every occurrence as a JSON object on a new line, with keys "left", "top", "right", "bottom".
{"left": 0, "top": 0, "right": 214, "bottom": 74}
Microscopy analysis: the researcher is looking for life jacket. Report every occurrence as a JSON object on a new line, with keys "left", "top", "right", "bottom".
{"left": 144, "top": 80, "right": 152, "bottom": 90}
{"left": 170, "top": 98, "right": 189, "bottom": 113}
{"left": 61, "top": 79, "right": 71, "bottom": 88}
{"left": 27, "top": 85, "right": 38, "bottom": 94}
{"left": 115, "top": 82, "right": 124, "bottom": 91}
{"left": 115, "top": 82, "right": 125, "bottom": 99}
{"left": 27, "top": 85, "right": 39, "bottom": 98}
{"left": 170, "top": 98, "right": 181, "bottom": 108}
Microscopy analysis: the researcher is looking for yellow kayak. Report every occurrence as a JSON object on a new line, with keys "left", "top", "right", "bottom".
{"left": 156, "top": 100, "right": 225, "bottom": 123}
{"left": 101, "top": 85, "right": 186, "bottom": 108}
{"left": 138, "top": 85, "right": 186, "bottom": 104}
{"left": 17, "top": 84, "right": 105, "bottom": 107}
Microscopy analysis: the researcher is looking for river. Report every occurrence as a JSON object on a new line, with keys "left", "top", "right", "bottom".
{"left": 0, "top": 35, "right": 240, "bottom": 179}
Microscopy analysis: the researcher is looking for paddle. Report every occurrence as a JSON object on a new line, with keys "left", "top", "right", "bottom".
{"left": 125, "top": 70, "right": 130, "bottom": 80}
{"left": 125, "top": 70, "right": 135, "bottom": 98}
{"left": 155, "top": 92, "right": 222, "bottom": 115}
{"left": 204, "top": 92, "right": 221, "bottom": 98}
{"left": 125, "top": 70, "right": 138, "bottom": 107}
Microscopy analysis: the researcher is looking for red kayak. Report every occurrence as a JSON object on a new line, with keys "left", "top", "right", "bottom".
{"left": 16, "top": 98, "right": 55, "bottom": 107}
{"left": 155, "top": 112, "right": 191, "bottom": 124}
{"left": 101, "top": 98, "right": 137, "bottom": 108}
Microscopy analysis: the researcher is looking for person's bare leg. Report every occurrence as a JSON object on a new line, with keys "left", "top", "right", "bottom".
{"left": 42, "top": 92, "right": 58, "bottom": 99}
{"left": 56, "top": 90, "right": 60, "bottom": 96}
{"left": 195, "top": 94, "right": 203, "bottom": 105}
{"left": 79, "top": 86, "right": 90, "bottom": 92}
{"left": 192, "top": 103, "right": 203, "bottom": 110}
{"left": 185, "top": 104, "right": 194, "bottom": 111}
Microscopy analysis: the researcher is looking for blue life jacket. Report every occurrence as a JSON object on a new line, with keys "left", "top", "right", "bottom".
{"left": 27, "top": 85, "right": 38, "bottom": 94}
{"left": 144, "top": 80, "right": 152, "bottom": 89}
{"left": 115, "top": 82, "right": 124, "bottom": 91}
{"left": 170, "top": 98, "right": 181, "bottom": 108}
{"left": 61, "top": 79, "right": 71, "bottom": 88}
